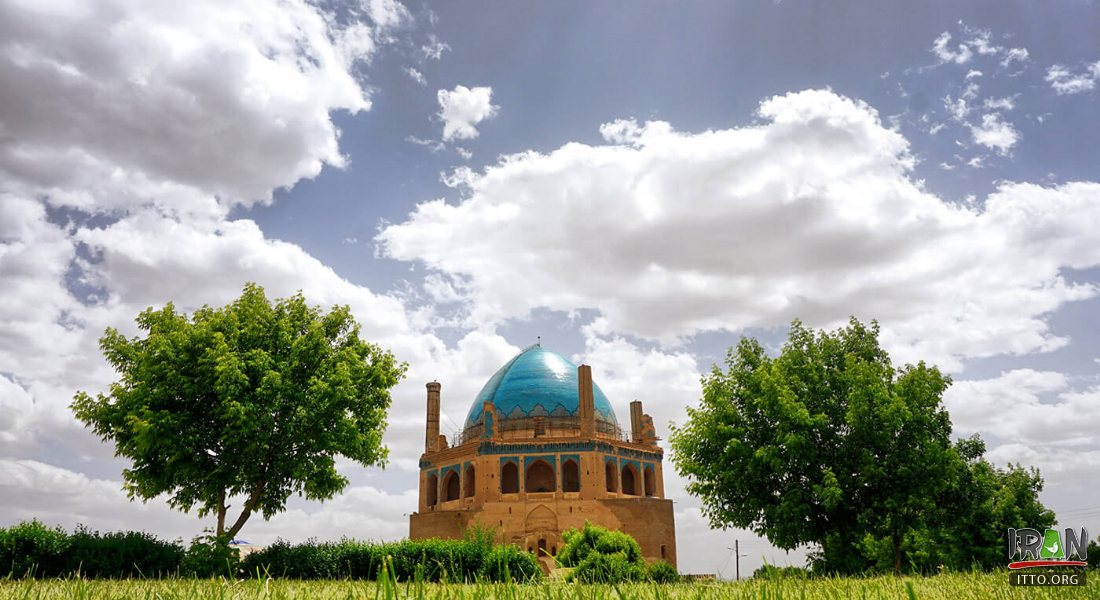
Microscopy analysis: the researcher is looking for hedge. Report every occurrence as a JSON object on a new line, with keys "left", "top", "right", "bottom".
{"left": 0, "top": 520, "right": 540, "bottom": 582}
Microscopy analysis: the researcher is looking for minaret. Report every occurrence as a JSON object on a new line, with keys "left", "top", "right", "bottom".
{"left": 578, "top": 365, "right": 596, "bottom": 438}
{"left": 630, "top": 400, "right": 644, "bottom": 443}
{"left": 425, "top": 381, "right": 441, "bottom": 452}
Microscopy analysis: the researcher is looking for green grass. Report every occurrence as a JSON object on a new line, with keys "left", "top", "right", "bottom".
{"left": 1, "top": 572, "right": 1097, "bottom": 600}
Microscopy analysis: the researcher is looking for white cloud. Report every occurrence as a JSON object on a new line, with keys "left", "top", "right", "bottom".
{"left": 436, "top": 85, "right": 499, "bottom": 142}
{"left": 405, "top": 66, "right": 426, "bottom": 85}
{"left": 932, "top": 32, "right": 974, "bottom": 64}
{"left": 420, "top": 35, "right": 450, "bottom": 61}
{"left": 983, "top": 96, "right": 1016, "bottom": 111}
{"left": 944, "top": 369, "right": 1100, "bottom": 536}
{"left": 379, "top": 89, "right": 1100, "bottom": 371}
{"left": 1046, "top": 61, "right": 1100, "bottom": 95}
{"left": 0, "top": 0, "right": 528, "bottom": 550}
{"left": 969, "top": 113, "right": 1019, "bottom": 154}
{"left": 0, "top": 0, "right": 400, "bottom": 210}
{"left": 1001, "top": 47, "right": 1029, "bottom": 69}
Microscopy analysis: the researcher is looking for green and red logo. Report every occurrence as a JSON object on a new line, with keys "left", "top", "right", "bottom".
{"left": 1007, "top": 527, "right": 1088, "bottom": 569}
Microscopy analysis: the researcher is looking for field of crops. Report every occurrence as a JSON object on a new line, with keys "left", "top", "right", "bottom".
{"left": 2, "top": 572, "right": 1097, "bottom": 600}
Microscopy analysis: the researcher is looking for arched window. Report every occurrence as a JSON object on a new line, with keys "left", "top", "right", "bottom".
{"left": 501, "top": 462, "right": 519, "bottom": 493}
{"left": 463, "top": 465, "right": 476, "bottom": 498}
{"left": 443, "top": 470, "right": 461, "bottom": 502}
{"left": 537, "top": 539, "right": 547, "bottom": 556}
{"left": 644, "top": 465, "right": 655, "bottom": 497}
{"left": 426, "top": 473, "right": 438, "bottom": 506}
{"left": 621, "top": 464, "right": 637, "bottom": 496}
{"left": 605, "top": 460, "right": 617, "bottom": 493}
{"left": 525, "top": 459, "right": 555, "bottom": 493}
{"left": 562, "top": 459, "right": 580, "bottom": 492}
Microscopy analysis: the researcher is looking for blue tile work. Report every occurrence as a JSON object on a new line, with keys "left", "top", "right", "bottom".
{"left": 474, "top": 440, "right": 663, "bottom": 462}
{"left": 523, "top": 455, "right": 557, "bottom": 470}
{"left": 440, "top": 464, "right": 460, "bottom": 479}
{"left": 463, "top": 346, "right": 620, "bottom": 428}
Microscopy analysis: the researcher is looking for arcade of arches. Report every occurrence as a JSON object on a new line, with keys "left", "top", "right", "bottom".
{"left": 408, "top": 347, "right": 677, "bottom": 571}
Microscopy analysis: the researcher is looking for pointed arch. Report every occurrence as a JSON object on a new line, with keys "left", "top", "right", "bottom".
{"left": 621, "top": 463, "right": 638, "bottom": 496}
{"left": 501, "top": 461, "right": 519, "bottom": 493}
{"left": 443, "top": 470, "right": 461, "bottom": 502}
{"left": 463, "top": 464, "right": 476, "bottom": 498}
{"left": 605, "top": 460, "right": 618, "bottom": 493}
{"left": 525, "top": 459, "right": 555, "bottom": 493}
{"left": 562, "top": 459, "right": 580, "bottom": 492}
{"left": 644, "top": 465, "right": 656, "bottom": 497}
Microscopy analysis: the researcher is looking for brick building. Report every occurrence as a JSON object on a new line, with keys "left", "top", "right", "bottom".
{"left": 408, "top": 345, "right": 677, "bottom": 571}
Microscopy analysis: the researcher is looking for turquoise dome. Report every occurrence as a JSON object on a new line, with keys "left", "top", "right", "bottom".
{"left": 464, "top": 346, "right": 619, "bottom": 428}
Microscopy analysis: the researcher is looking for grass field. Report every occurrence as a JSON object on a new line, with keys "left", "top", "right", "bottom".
{"left": 1, "top": 573, "right": 1097, "bottom": 600}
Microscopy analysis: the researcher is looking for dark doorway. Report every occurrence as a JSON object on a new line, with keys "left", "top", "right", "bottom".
{"left": 562, "top": 459, "right": 580, "bottom": 492}
{"left": 501, "top": 462, "right": 519, "bottom": 493}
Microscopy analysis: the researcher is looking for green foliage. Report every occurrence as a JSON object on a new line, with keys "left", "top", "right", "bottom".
{"left": 71, "top": 283, "right": 406, "bottom": 539}
{"left": 4, "top": 571, "right": 1100, "bottom": 598}
{"left": 480, "top": 545, "right": 543, "bottom": 583}
{"left": 0, "top": 521, "right": 184, "bottom": 579}
{"left": 861, "top": 440, "right": 1055, "bottom": 573}
{"left": 669, "top": 318, "right": 1054, "bottom": 576}
{"left": 556, "top": 523, "right": 642, "bottom": 568}
{"left": 181, "top": 534, "right": 240, "bottom": 578}
{"left": 1088, "top": 536, "right": 1099, "bottom": 569}
{"left": 751, "top": 564, "right": 811, "bottom": 580}
{"left": 556, "top": 523, "right": 651, "bottom": 584}
{"left": 645, "top": 560, "right": 680, "bottom": 583}
{"left": 0, "top": 520, "right": 69, "bottom": 578}
{"left": 0, "top": 520, "right": 539, "bottom": 583}
{"left": 239, "top": 535, "right": 541, "bottom": 583}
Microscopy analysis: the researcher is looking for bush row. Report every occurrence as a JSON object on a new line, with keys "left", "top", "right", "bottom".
{"left": 240, "top": 536, "right": 541, "bottom": 582}
{"left": 0, "top": 521, "right": 184, "bottom": 579}
{"left": 0, "top": 521, "right": 540, "bottom": 582}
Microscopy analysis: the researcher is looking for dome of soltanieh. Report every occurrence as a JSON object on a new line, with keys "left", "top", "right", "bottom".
{"left": 463, "top": 346, "right": 619, "bottom": 429}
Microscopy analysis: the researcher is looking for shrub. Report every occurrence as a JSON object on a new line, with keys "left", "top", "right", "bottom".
{"left": 569, "top": 551, "right": 645, "bottom": 583}
{"left": 0, "top": 520, "right": 69, "bottom": 578}
{"left": 65, "top": 526, "right": 183, "bottom": 578}
{"left": 752, "top": 564, "right": 812, "bottom": 580}
{"left": 181, "top": 534, "right": 239, "bottom": 578}
{"left": 646, "top": 560, "right": 679, "bottom": 583}
{"left": 481, "top": 545, "right": 542, "bottom": 583}
{"left": 557, "top": 522, "right": 648, "bottom": 583}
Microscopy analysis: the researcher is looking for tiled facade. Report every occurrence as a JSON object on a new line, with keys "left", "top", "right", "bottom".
{"left": 409, "top": 347, "right": 677, "bottom": 570}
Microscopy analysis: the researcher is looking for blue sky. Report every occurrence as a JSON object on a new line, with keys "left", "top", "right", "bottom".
{"left": 2, "top": 0, "right": 1100, "bottom": 575}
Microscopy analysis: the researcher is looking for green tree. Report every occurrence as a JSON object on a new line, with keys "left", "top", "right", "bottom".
{"left": 669, "top": 319, "right": 958, "bottom": 574}
{"left": 862, "top": 436, "right": 1054, "bottom": 572}
{"left": 72, "top": 283, "right": 405, "bottom": 539}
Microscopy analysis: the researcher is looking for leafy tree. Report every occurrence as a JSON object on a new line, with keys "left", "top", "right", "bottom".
{"left": 72, "top": 283, "right": 405, "bottom": 539}
{"left": 669, "top": 319, "right": 959, "bottom": 574}
{"left": 862, "top": 436, "right": 1054, "bottom": 572}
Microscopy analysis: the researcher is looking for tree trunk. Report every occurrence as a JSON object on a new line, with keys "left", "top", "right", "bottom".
{"left": 215, "top": 491, "right": 227, "bottom": 537}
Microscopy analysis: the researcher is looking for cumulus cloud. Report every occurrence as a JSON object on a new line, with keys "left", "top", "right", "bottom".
{"left": 969, "top": 112, "right": 1019, "bottom": 154}
{"left": 379, "top": 89, "right": 1100, "bottom": 371}
{"left": 0, "top": 0, "right": 401, "bottom": 210}
{"left": 944, "top": 369, "right": 1100, "bottom": 527}
{"left": 436, "top": 85, "right": 499, "bottom": 141}
{"left": 1046, "top": 61, "right": 1100, "bottom": 95}
{"left": 0, "top": 0, "right": 530, "bottom": 546}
